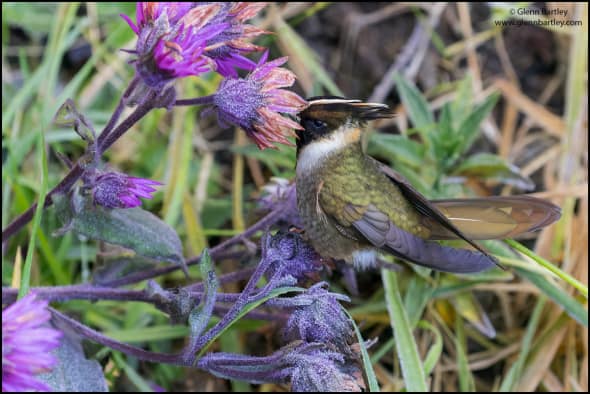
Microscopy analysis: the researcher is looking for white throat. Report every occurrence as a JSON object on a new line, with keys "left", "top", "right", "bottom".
{"left": 296, "top": 127, "right": 350, "bottom": 177}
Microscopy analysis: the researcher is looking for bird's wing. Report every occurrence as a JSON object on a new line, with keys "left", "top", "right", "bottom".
{"left": 370, "top": 158, "right": 560, "bottom": 240}
{"left": 428, "top": 197, "right": 562, "bottom": 240}
{"left": 318, "top": 180, "right": 497, "bottom": 273}
{"left": 369, "top": 158, "right": 494, "bottom": 255}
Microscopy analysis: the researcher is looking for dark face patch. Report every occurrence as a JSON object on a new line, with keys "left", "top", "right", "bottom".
{"left": 296, "top": 97, "right": 352, "bottom": 153}
{"left": 296, "top": 97, "right": 394, "bottom": 154}
{"left": 296, "top": 113, "right": 346, "bottom": 153}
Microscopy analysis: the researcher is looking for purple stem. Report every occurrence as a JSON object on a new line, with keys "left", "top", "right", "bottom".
{"left": 183, "top": 242, "right": 277, "bottom": 364}
{"left": 2, "top": 80, "right": 151, "bottom": 243}
{"left": 50, "top": 308, "right": 184, "bottom": 365}
{"left": 101, "top": 208, "right": 283, "bottom": 288}
{"left": 1, "top": 285, "right": 295, "bottom": 312}
{"left": 174, "top": 95, "right": 216, "bottom": 107}
{"left": 2, "top": 164, "right": 84, "bottom": 242}
{"left": 95, "top": 76, "right": 138, "bottom": 148}
{"left": 187, "top": 266, "right": 255, "bottom": 292}
{"left": 98, "top": 92, "right": 156, "bottom": 154}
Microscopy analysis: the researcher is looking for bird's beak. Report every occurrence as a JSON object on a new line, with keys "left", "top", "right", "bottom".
{"left": 348, "top": 101, "right": 395, "bottom": 121}
{"left": 301, "top": 98, "right": 395, "bottom": 122}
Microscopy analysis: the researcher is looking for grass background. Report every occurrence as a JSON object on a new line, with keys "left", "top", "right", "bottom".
{"left": 2, "top": 2, "right": 587, "bottom": 392}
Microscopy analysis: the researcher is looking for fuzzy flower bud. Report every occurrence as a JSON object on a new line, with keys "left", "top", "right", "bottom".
{"left": 262, "top": 231, "right": 324, "bottom": 284}
{"left": 88, "top": 171, "right": 162, "bottom": 209}
{"left": 198, "top": 341, "right": 365, "bottom": 392}
{"left": 282, "top": 282, "right": 355, "bottom": 354}
{"left": 210, "top": 51, "right": 308, "bottom": 149}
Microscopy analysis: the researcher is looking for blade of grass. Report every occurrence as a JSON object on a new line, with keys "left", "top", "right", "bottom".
{"left": 506, "top": 239, "right": 588, "bottom": 299}
{"left": 182, "top": 193, "right": 208, "bottom": 256}
{"left": 499, "top": 296, "right": 547, "bottom": 391}
{"left": 232, "top": 130, "right": 246, "bottom": 232}
{"left": 417, "top": 320, "right": 443, "bottom": 376}
{"left": 40, "top": 3, "right": 80, "bottom": 122}
{"left": 104, "top": 325, "right": 190, "bottom": 343}
{"left": 345, "top": 309, "right": 380, "bottom": 392}
{"left": 271, "top": 6, "right": 344, "bottom": 96}
{"left": 514, "top": 267, "right": 587, "bottom": 326}
{"left": 455, "top": 313, "right": 475, "bottom": 391}
{"left": 370, "top": 337, "right": 395, "bottom": 365}
{"left": 382, "top": 270, "right": 428, "bottom": 392}
{"left": 403, "top": 274, "right": 435, "bottom": 328}
{"left": 112, "top": 352, "right": 153, "bottom": 392}
{"left": 18, "top": 126, "right": 48, "bottom": 298}
{"left": 163, "top": 107, "right": 193, "bottom": 226}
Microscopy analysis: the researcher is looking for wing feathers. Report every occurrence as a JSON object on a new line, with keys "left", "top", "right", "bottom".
{"left": 429, "top": 196, "right": 561, "bottom": 240}
{"left": 353, "top": 208, "right": 496, "bottom": 273}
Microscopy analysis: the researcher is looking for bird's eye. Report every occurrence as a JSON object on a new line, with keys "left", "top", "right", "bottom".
{"left": 305, "top": 118, "right": 328, "bottom": 133}
{"left": 313, "top": 119, "right": 327, "bottom": 128}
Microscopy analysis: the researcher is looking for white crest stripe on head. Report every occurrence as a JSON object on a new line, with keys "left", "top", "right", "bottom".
{"left": 306, "top": 99, "right": 362, "bottom": 105}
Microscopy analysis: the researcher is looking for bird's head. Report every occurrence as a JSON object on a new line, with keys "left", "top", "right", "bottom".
{"left": 295, "top": 97, "right": 394, "bottom": 158}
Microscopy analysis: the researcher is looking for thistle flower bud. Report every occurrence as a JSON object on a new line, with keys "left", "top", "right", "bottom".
{"left": 89, "top": 171, "right": 162, "bottom": 209}
{"left": 210, "top": 51, "right": 308, "bottom": 149}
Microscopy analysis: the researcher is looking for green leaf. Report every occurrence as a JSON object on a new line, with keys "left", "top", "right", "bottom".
{"left": 38, "top": 330, "right": 108, "bottom": 392}
{"left": 452, "top": 153, "right": 535, "bottom": 190}
{"left": 382, "top": 270, "right": 428, "bottom": 392}
{"left": 394, "top": 72, "right": 435, "bottom": 131}
{"left": 53, "top": 99, "right": 95, "bottom": 142}
{"left": 403, "top": 275, "right": 435, "bottom": 328}
{"left": 453, "top": 153, "right": 535, "bottom": 190}
{"left": 54, "top": 192, "right": 186, "bottom": 271}
{"left": 368, "top": 133, "right": 426, "bottom": 168}
{"left": 450, "top": 75, "right": 473, "bottom": 130}
{"left": 455, "top": 93, "right": 500, "bottom": 155}
{"left": 188, "top": 250, "right": 218, "bottom": 339}
{"left": 19, "top": 119, "right": 48, "bottom": 297}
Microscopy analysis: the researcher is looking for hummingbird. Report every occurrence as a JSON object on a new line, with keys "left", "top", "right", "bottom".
{"left": 294, "top": 97, "right": 561, "bottom": 273}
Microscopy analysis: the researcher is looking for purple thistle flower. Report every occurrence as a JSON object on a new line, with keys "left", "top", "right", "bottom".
{"left": 201, "top": 3, "right": 269, "bottom": 77}
{"left": 2, "top": 293, "right": 62, "bottom": 392}
{"left": 282, "top": 283, "right": 355, "bottom": 354}
{"left": 121, "top": 3, "right": 229, "bottom": 89}
{"left": 211, "top": 51, "right": 309, "bottom": 149}
{"left": 90, "top": 171, "right": 162, "bottom": 209}
{"left": 198, "top": 341, "right": 365, "bottom": 392}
